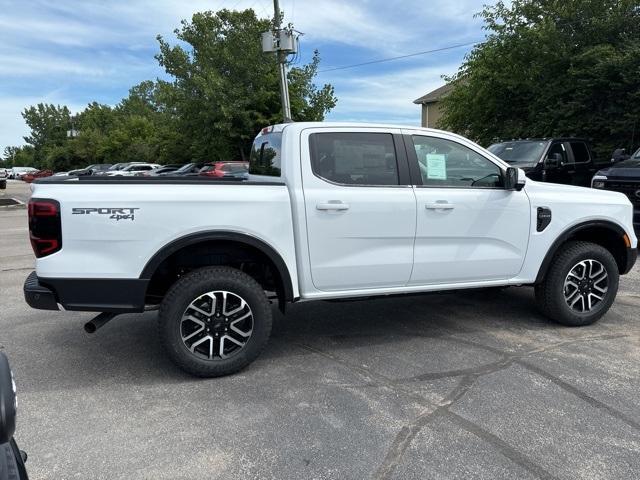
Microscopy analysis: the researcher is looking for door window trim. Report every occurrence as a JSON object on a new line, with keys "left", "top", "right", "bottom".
{"left": 308, "top": 132, "right": 412, "bottom": 188}
{"left": 402, "top": 134, "right": 507, "bottom": 189}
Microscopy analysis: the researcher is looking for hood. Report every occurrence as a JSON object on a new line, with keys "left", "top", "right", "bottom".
{"left": 596, "top": 159, "right": 640, "bottom": 178}
{"left": 525, "top": 177, "right": 631, "bottom": 206}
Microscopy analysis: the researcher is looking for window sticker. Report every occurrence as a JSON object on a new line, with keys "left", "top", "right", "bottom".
{"left": 426, "top": 154, "right": 447, "bottom": 180}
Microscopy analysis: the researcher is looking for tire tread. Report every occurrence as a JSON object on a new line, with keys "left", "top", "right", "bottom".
{"left": 535, "top": 241, "right": 618, "bottom": 326}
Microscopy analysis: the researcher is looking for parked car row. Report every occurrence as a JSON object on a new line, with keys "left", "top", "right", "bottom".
{"left": 2, "top": 162, "right": 250, "bottom": 183}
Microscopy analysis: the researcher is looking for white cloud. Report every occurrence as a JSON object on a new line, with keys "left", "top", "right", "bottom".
{"left": 324, "top": 62, "right": 461, "bottom": 124}
{"left": 0, "top": 0, "right": 486, "bottom": 149}
{"left": 0, "top": 53, "right": 107, "bottom": 77}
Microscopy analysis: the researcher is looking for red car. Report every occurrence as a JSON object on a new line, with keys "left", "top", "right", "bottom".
{"left": 22, "top": 170, "right": 53, "bottom": 183}
{"left": 199, "top": 161, "right": 249, "bottom": 179}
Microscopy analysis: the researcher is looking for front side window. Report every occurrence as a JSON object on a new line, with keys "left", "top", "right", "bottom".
{"left": 309, "top": 132, "right": 399, "bottom": 186}
{"left": 547, "top": 142, "right": 569, "bottom": 164}
{"left": 412, "top": 136, "right": 503, "bottom": 188}
{"left": 250, "top": 132, "right": 282, "bottom": 176}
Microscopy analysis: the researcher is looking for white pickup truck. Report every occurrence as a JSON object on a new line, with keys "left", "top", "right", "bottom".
{"left": 24, "top": 122, "right": 637, "bottom": 377}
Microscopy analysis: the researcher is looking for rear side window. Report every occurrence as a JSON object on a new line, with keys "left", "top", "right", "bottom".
{"left": 250, "top": 132, "right": 282, "bottom": 176}
{"left": 570, "top": 142, "right": 590, "bottom": 163}
{"left": 309, "top": 132, "right": 399, "bottom": 186}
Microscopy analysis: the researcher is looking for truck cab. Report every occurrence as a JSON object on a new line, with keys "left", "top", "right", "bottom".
{"left": 487, "top": 138, "right": 609, "bottom": 187}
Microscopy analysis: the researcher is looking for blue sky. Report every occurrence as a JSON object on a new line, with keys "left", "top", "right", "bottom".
{"left": 0, "top": 0, "right": 488, "bottom": 152}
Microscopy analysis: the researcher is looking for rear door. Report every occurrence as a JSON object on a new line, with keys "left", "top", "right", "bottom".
{"left": 301, "top": 128, "right": 416, "bottom": 291}
{"left": 405, "top": 131, "right": 530, "bottom": 285}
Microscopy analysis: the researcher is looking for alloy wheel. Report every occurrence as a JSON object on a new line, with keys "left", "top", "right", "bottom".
{"left": 563, "top": 259, "right": 609, "bottom": 313}
{"left": 180, "top": 291, "right": 253, "bottom": 360}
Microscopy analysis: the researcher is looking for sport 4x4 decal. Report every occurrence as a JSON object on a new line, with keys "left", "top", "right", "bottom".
{"left": 71, "top": 207, "right": 139, "bottom": 221}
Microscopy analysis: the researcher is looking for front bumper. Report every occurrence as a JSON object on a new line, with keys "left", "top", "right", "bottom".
{"left": 623, "top": 247, "right": 638, "bottom": 275}
{"left": 23, "top": 271, "right": 59, "bottom": 310}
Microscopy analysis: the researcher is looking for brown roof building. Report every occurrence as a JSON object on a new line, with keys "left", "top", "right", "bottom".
{"left": 413, "top": 83, "right": 453, "bottom": 128}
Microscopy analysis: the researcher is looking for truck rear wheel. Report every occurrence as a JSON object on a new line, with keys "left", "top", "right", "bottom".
{"left": 535, "top": 241, "right": 619, "bottom": 326}
{"left": 158, "top": 266, "right": 272, "bottom": 377}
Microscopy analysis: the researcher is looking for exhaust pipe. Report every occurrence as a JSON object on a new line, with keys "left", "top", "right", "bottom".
{"left": 84, "top": 312, "right": 117, "bottom": 334}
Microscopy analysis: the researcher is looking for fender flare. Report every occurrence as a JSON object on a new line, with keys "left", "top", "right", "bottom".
{"left": 535, "top": 220, "right": 628, "bottom": 283}
{"left": 140, "top": 231, "right": 294, "bottom": 302}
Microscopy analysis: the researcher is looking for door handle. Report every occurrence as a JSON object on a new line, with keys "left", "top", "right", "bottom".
{"left": 317, "top": 201, "right": 350, "bottom": 211}
{"left": 425, "top": 202, "right": 455, "bottom": 210}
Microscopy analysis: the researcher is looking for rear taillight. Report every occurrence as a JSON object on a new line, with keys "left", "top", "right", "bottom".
{"left": 28, "top": 199, "right": 62, "bottom": 258}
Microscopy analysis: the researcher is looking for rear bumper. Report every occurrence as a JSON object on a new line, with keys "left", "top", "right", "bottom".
{"left": 23, "top": 271, "right": 148, "bottom": 313}
{"left": 24, "top": 271, "right": 59, "bottom": 310}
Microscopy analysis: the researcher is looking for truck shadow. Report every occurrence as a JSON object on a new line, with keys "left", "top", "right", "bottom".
{"left": 31, "top": 286, "right": 619, "bottom": 388}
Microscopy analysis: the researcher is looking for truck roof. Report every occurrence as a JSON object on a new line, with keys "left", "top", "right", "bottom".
{"left": 261, "top": 121, "right": 463, "bottom": 138}
{"left": 491, "top": 137, "right": 591, "bottom": 144}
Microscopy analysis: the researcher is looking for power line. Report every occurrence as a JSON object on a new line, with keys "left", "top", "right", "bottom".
{"left": 318, "top": 40, "right": 482, "bottom": 73}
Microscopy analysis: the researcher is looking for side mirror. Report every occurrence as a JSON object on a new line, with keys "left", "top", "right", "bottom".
{"left": 0, "top": 352, "right": 17, "bottom": 444}
{"left": 505, "top": 167, "right": 526, "bottom": 191}
{"left": 545, "top": 152, "right": 563, "bottom": 169}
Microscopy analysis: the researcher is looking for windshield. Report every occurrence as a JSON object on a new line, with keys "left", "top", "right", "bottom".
{"left": 487, "top": 141, "right": 548, "bottom": 166}
{"left": 633, "top": 148, "right": 640, "bottom": 159}
{"left": 174, "top": 163, "right": 195, "bottom": 173}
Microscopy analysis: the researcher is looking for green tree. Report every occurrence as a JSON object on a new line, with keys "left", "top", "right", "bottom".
{"left": 2, "top": 145, "right": 36, "bottom": 168}
{"left": 22, "top": 103, "right": 71, "bottom": 164}
{"left": 439, "top": 0, "right": 640, "bottom": 159}
{"left": 156, "top": 9, "right": 336, "bottom": 161}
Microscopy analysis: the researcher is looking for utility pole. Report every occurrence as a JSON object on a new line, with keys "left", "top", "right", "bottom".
{"left": 262, "top": 0, "right": 298, "bottom": 123}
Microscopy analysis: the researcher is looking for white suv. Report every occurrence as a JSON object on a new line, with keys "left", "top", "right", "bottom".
{"left": 107, "top": 163, "right": 161, "bottom": 176}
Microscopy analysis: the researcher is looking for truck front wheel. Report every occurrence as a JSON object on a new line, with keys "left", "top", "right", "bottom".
{"left": 535, "top": 241, "right": 619, "bottom": 326}
{"left": 158, "top": 266, "right": 273, "bottom": 377}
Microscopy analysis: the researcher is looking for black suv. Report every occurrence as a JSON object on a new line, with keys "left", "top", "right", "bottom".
{"left": 592, "top": 147, "right": 640, "bottom": 233}
{"left": 487, "top": 138, "right": 609, "bottom": 187}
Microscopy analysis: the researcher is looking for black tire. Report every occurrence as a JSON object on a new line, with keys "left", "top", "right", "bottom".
{"left": 0, "top": 180, "right": 6, "bottom": 190}
{"left": 535, "top": 241, "right": 619, "bottom": 326}
{"left": 158, "top": 266, "right": 272, "bottom": 377}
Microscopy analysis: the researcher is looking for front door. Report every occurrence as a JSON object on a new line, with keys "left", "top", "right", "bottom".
{"left": 301, "top": 129, "right": 416, "bottom": 291}
{"left": 544, "top": 141, "right": 572, "bottom": 185}
{"left": 404, "top": 131, "right": 531, "bottom": 285}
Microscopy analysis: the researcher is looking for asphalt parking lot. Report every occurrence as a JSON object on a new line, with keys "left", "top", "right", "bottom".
{"left": 1, "top": 180, "right": 640, "bottom": 479}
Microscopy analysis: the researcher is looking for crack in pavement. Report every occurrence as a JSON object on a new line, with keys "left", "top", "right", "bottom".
{"left": 0, "top": 267, "right": 33, "bottom": 273}
{"left": 291, "top": 332, "right": 632, "bottom": 480}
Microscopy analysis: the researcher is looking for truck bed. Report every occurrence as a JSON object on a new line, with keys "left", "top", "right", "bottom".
{"left": 31, "top": 177, "right": 298, "bottom": 295}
